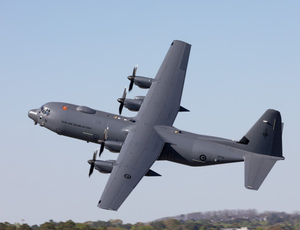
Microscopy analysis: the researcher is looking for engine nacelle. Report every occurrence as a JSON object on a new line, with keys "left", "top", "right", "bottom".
{"left": 134, "top": 76, "right": 153, "bottom": 89}
{"left": 104, "top": 140, "right": 123, "bottom": 153}
{"left": 124, "top": 98, "right": 143, "bottom": 111}
{"left": 123, "top": 96, "right": 189, "bottom": 113}
{"left": 94, "top": 159, "right": 161, "bottom": 176}
{"left": 94, "top": 160, "right": 115, "bottom": 174}
{"left": 134, "top": 96, "right": 145, "bottom": 100}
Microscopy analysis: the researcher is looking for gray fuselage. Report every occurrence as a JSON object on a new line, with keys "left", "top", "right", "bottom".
{"left": 29, "top": 102, "right": 244, "bottom": 168}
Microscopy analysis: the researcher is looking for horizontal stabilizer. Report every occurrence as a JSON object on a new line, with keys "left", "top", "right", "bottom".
{"left": 179, "top": 106, "right": 189, "bottom": 112}
{"left": 244, "top": 153, "right": 282, "bottom": 190}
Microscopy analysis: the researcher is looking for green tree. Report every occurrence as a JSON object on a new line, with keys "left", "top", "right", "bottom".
{"left": 268, "top": 226, "right": 284, "bottom": 230}
{"left": 109, "top": 219, "right": 123, "bottom": 226}
{"left": 0, "top": 223, "right": 7, "bottom": 230}
{"left": 18, "top": 224, "right": 31, "bottom": 230}
{"left": 56, "top": 220, "right": 77, "bottom": 230}
{"left": 1, "top": 222, "right": 16, "bottom": 230}
{"left": 39, "top": 221, "right": 56, "bottom": 230}
{"left": 98, "top": 227, "right": 107, "bottom": 230}
{"left": 163, "top": 219, "right": 180, "bottom": 229}
{"left": 130, "top": 226, "right": 153, "bottom": 230}
{"left": 183, "top": 222, "right": 200, "bottom": 230}
{"left": 149, "top": 221, "right": 165, "bottom": 230}
{"left": 76, "top": 223, "right": 95, "bottom": 230}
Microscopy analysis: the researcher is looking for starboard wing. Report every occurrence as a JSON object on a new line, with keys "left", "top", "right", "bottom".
{"left": 136, "top": 40, "right": 191, "bottom": 126}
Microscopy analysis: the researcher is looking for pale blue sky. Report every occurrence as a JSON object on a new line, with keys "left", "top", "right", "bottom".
{"left": 1, "top": 1, "right": 299, "bottom": 225}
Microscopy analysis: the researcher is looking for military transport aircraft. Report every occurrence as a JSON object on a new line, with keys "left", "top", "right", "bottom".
{"left": 28, "top": 40, "right": 284, "bottom": 211}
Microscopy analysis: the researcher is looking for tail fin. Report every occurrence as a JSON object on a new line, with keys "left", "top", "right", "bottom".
{"left": 239, "top": 109, "right": 283, "bottom": 157}
{"left": 239, "top": 109, "right": 284, "bottom": 190}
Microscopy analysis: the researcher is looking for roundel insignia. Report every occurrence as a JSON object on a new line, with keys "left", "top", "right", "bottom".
{"left": 124, "top": 174, "right": 131, "bottom": 179}
{"left": 199, "top": 154, "right": 207, "bottom": 162}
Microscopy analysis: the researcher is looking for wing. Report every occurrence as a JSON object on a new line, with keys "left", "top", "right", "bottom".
{"left": 98, "top": 128, "right": 164, "bottom": 210}
{"left": 136, "top": 40, "right": 191, "bottom": 126}
{"left": 98, "top": 41, "right": 191, "bottom": 210}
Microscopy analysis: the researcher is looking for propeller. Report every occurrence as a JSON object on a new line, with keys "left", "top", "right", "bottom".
{"left": 99, "top": 127, "right": 109, "bottom": 156}
{"left": 117, "top": 87, "right": 127, "bottom": 115}
{"left": 88, "top": 149, "right": 98, "bottom": 177}
{"left": 127, "top": 65, "right": 138, "bottom": 92}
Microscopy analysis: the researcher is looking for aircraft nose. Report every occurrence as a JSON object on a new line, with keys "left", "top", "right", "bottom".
{"left": 28, "top": 109, "right": 38, "bottom": 125}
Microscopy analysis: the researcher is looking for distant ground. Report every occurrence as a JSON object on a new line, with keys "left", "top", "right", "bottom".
{"left": 1, "top": 209, "right": 300, "bottom": 229}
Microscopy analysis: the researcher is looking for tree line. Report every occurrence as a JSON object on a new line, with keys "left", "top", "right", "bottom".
{"left": 1, "top": 210, "right": 300, "bottom": 230}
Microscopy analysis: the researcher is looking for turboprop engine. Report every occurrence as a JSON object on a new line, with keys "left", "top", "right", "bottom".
{"left": 118, "top": 93, "right": 189, "bottom": 115}
{"left": 127, "top": 66, "right": 153, "bottom": 91}
{"left": 93, "top": 160, "right": 116, "bottom": 174}
{"left": 121, "top": 96, "right": 144, "bottom": 112}
{"left": 88, "top": 156, "right": 161, "bottom": 176}
{"left": 129, "top": 76, "right": 153, "bottom": 90}
{"left": 117, "top": 88, "right": 145, "bottom": 115}
{"left": 104, "top": 140, "right": 123, "bottom": 153}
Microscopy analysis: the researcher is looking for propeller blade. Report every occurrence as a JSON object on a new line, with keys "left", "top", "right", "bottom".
{"left": 118, "top": 88, "right": 127, "bottom": 115}
{"left": 128, "top": 65, "right": 137, "bottom": 92}
{"left": 104, "top": 127, "right": 109, "bottom": 141}
{"left": 99, "top": 127, "right": 109, "bottom": 156}
{"left": 93, "top": 149, "right": 98, "bottom": 160}
{"left": 88, "top": 149, "right": 98, "bottom": 177}
{"left": 88, "top": 162, "right": 94, "bottom": 177}
{"left": 122, "top": 87, "right": 127, "bottom": 99}
{"left": 99, "top": 142, "right": 104, "bottom": 156}
{"left": 129, "top": 80, "right": 134, "bottom": 92}
{"left": 133, "top": 65, "right": 137, "bottom": 76}
{"left": 119, "top": 103, "right": 124, "bottom": 115}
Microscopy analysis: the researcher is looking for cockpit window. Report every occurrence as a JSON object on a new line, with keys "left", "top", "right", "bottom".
{"left": 40, "top": 105, "right": 50, "bottom": 116}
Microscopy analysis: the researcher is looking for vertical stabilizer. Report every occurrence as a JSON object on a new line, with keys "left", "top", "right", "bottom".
{"left": 241, "top": 109, "right": 284, "bottom": 190}
{"left": 239, "top": 109, "right": 283, "bottom": 157}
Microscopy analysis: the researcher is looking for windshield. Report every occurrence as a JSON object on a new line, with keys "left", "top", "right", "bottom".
{"left": 40, "top": 105, "right": 50, "bottom": 116}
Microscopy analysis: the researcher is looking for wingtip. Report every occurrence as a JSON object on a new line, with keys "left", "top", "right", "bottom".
{"left": 245, "top": 185, "right": 259, "bottom": 191}
{"left": 97, "top": 200, "right": 118, "bottom": 211}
